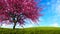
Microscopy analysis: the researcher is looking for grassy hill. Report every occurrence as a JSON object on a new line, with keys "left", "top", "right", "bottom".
{"left": 0, "top": 27, "right": 60, "bottom": 34}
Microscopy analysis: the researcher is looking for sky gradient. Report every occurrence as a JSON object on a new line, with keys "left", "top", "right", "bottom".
{"left": 39, "top": 0, "right": 60, "bottom": 27}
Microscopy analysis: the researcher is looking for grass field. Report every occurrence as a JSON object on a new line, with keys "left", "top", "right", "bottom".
{"left": 0, "top": 27, "right": 60, "bottom": 34}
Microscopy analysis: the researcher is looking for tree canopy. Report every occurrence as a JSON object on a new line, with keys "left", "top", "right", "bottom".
{"left": 0, "top": 0, "right": 42, "bottom": 29}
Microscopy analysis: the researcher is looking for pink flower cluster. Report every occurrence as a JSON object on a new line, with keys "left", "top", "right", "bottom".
{"left": 0, "top": 0, "right": 42, "bottom": 25}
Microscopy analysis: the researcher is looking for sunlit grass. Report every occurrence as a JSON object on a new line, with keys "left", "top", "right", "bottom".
{"left": 0, "top": 27, "right": 60, "bottom": 34}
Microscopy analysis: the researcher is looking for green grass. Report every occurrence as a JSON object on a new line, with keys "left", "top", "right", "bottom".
{"left": 0, "top": 27, "right": 60, "bottom": 34}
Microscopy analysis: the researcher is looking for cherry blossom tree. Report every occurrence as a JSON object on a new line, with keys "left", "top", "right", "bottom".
{"left": 0, "top": 0, "right": 42, "bottom": 29}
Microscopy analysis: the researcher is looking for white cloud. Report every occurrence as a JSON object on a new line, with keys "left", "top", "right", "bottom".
{"left": 54, "top": 0, "right": 60, "bottom": 16}
{"left": 53, "top": 23, "right": 58, "bottom": 27}
{"left": 56, "top": 5, "right": 60, "bottom": 14}
{"left": 50, "top": 22, "right": 59, "bottom": 27}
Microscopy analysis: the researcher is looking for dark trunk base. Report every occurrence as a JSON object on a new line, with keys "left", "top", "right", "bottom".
{"left": 13, "top": 23, "right": 16, "bottom": 29}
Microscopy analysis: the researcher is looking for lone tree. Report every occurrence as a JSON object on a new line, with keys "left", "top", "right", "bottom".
{"left": 0, "top": 0, "right": 42, "bottom": 29}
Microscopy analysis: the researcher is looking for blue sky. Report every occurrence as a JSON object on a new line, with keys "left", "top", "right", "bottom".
{"left": 1, "top": 0, "right": 60, "bottom": 28}
{"left": 39, "top": 0, "right": 60, "bottom": 27}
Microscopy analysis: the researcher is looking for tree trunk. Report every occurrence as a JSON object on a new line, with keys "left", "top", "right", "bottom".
{"left": 13, "top": 19, "right": 17, "bottom": 29}
{"left": 13, "top": 22, "right": 16, "bottom": 29}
